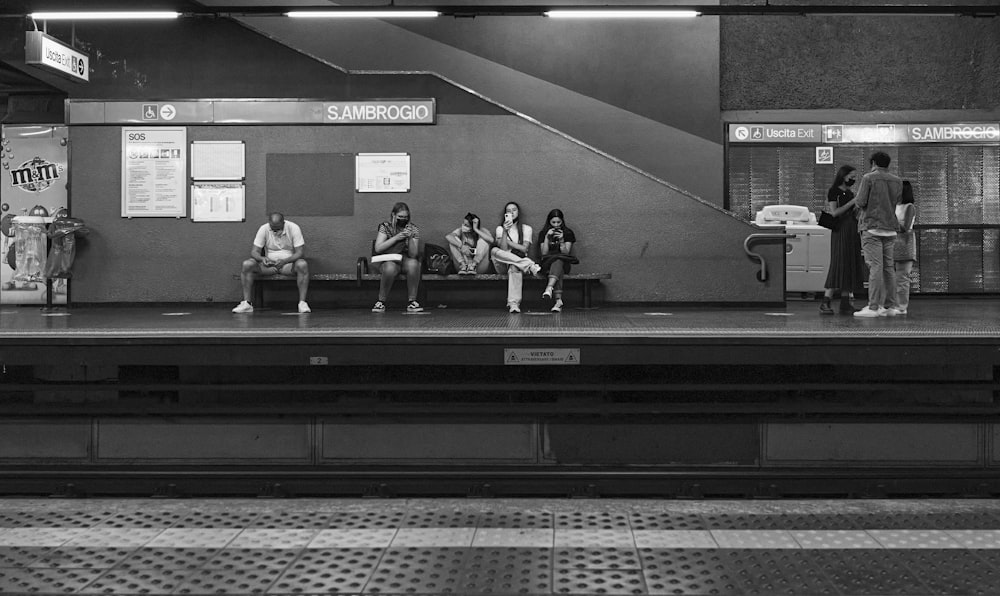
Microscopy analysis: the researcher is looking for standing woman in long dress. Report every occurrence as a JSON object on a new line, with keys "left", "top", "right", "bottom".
{"left": 820, "top": 165, "right": 866, "bottom": 314}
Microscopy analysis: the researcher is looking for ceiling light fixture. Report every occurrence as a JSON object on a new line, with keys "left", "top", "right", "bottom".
{"left": 286, "top": 11, "right": 440, "bottom": 18}
{"left": 545, "top": 9, "right": 700, "bottom": 19}
{"left": 28, "top": 11, "right": 181, "bottom": 20}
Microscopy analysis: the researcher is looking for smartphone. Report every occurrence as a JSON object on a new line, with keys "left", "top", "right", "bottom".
{"left": 504, "top": 213, "right": 513, "bottom": 224}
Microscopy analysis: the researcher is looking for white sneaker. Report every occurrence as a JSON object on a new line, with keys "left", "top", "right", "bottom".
{"left": 508, "top": 303, "right": 521, "bottom": 313}
{"left": 878, "top": 307, "right": 900, "bottom": 317}
{"left": 895, "top": 308, "right": 907, "bottom": 315}
{"left": 232, "top": 300, "right": 253, "bottom": 314}
{"left": 853, "top": 306, "right": 879, "bottom": 318}
{"left": 298, "top": 301, "right": 311, "bottom": 314}
{"left": 528, "top": 263, "right": 541, "bottom": 276}
{"left": 551, "top": 299, "right": 563, "bottom": 313}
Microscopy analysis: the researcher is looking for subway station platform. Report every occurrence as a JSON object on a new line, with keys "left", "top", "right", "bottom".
{"left": 4, "top": 497, "right": 1000, "bottom": 595}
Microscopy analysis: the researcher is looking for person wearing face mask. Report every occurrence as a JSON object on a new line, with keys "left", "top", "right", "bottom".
{"left": 490, "top": 201, "right": 541, "bottom": 313}
{"left": 819, "top": 165, "right": 866, "bottom": 315}
{"left": 371, "top": 202, "right": 423, "bottom": 313}
{"left": 445, "top": 213, "right": 493, "bottom": 275}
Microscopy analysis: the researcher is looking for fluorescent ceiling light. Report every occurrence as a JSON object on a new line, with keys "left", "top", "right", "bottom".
{"left": 287, "top": 11, "right": 439, "bottom": 18}
{"left": 545, "top": 9, "right": 700, "bottom": 18}
{"left": 29, "top": 11, "right": 181, "bottom": 20}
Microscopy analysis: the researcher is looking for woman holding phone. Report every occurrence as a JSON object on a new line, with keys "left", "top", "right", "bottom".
{"left": 490, "top": 201, "right": 540, "bottom": 313}
{"left": 537, "top": 209, "right": 579, "bottom": 313}
{"left": 371, "top": 202, "right": 422, "bottom": 313}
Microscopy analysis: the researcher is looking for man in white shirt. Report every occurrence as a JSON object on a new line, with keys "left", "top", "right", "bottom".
{"left": 232, "top": 212, "right": 310, "bottom": 314}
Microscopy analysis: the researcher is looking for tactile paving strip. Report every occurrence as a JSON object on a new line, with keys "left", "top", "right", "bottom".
{"left": 893, "top": 549, "right": 1000, "bottom": 595}
{"left": 633, "top": 530, "right": 717, "bottom": 549}
{"left": 725, "top": 549, "right": 836, "bottom": 595}
{"left": 97, "top": 511, "right": 183, "bottom": 528}
{"left": 327, "top": 511, "right": 407, "bottom": 529}
{"left": 173, "top": 511, "right": 262, "bottom": 528}
{"left": 628, "top": 512, "right": 706, "bottom": 530}
{"left": 80, "top": 567, "right": 192, "bottom": 594}
{"left": 471, "top": 528, "right": 553, "bottom": 548}
{"left": 790, "top": 529, "right": 883, "bottom": 549}
{"left": 146, "top": 528, "right": 241, "bottom": 548}
{"left": 269, "top": 548, "right": 382, "bottom": 595}
{"left": 813, "top": 549, "right": 932, "bottom": 595}
{"left": 364, "top": 547, "right": 470, "bottom": 594}
{"left": 459, "top": 548, "right": 552, "bottom": 594}
{"left": 555, "top": 512, "right": 631, "bottom": 530}
{"left": 252, "top": 511, "right": 335, "bottom": 529}
{"left": 553, "top": 547, "right": 641, "bottom": 570}
{"left": 391, "top": 528, "right": 476, "bottom": 547}
{"left": 29, "top": 546, "right": 136, "bottom": 569}
{"left": 0, "top": 511, "right": 112, "bottom": 528}
{"left": 0, "top": 546, "right": 53, "bottom": 567}
{"left": 204, "top": 548, "right": 300, "bottom": 570}
{"left": 309, "top": 529, "right": 397, "bottom": 548}
{"left": 640, "top": 549, "right": 740, "bottom": 596}
{"left": 402, "top": 510, "right": 481, "bottom": 528}
{"left": 0, "top": 528, "right": 86, "bottom": 547}
{"left": 174, "top": 566, "right": 285, "bottom": 595}
{"left": 553, "top": 568, "right": 646, "bottom": 595}
{"left": 867, "top": 529, "right": 963, "bottom": 549}
{"left": 555, "top": 529, "right": 635, "bottom": 548}
{"left": 116, "top": 547, "right": 221, "bottom": 570}
{"left": 63, "top": 528, "right": 162, "bottom": 548}
{"left": 479, "top": 511, "right": 554, "bottom": 528}
{"left": 228, "top": 529, "right": 318, "bottom": 549}
{"left": 0, "top": 566, "right": 104, "bottom": 594}
{"left": 711, "top": 529, "right": 800, "bottom": 549}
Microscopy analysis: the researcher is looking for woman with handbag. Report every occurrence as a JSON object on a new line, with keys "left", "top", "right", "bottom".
{"left": 820, "top": 165, "right": 866, "bottom": 314}
{"left": 537, "top": 209, "right": 579, "bottom": 313}
{"left": 371, "top": 202, "right": 423, "bottom": 313}
{"left": 894, "top": 181, "right": 917, "bottom": 315}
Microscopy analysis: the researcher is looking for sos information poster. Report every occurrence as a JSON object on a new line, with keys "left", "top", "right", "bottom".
{"left": 0, "top": 126, "right": 68, "bottom": 305}
{"left": 121, "top": 127, "right": 186, "bottom": 217}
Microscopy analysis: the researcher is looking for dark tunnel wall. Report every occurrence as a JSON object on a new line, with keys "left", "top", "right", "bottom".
{"left": 721, "top": 15, "right": 1000, "bottom": 111}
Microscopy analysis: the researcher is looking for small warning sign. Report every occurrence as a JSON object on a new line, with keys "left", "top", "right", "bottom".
{"left": 504, "top": 348, "right": 580, "bottom": 365}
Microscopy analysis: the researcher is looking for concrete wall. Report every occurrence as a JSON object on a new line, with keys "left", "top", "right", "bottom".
{"left": 69, "top": 116, "right": 773, "bottom": 304}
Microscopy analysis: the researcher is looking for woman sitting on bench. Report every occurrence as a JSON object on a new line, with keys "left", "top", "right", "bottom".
{"left": 371, "top": 202, "right": 423, "bottom": 313}
{"left": 490, "top": 201, "right": 541, "bottom": 314}
{"left": 445, "top": 213, "right": 493, "bottom": 275}
{"left": 537, "top": 208, "right": 579, "bottom": 313}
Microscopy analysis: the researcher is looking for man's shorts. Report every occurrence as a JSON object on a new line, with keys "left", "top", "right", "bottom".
{"left": 258, "top": 261, "right": 295, "bottom": 275}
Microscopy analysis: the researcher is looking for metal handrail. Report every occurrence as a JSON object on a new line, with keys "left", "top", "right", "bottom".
{"left": 744, "top": 233, "right": 796, "bottom": 282}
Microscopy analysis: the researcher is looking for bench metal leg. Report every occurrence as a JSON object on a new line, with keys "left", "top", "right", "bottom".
{"left": 582, "top": 280, "right": 592, "bottom": 309}
{"left": 253, "top": 283, "right": 264, "bottom": 309}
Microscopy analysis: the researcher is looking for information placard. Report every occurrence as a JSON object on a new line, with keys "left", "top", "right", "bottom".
{"left": 191, "top": 141, "right": 245, "bottom": 180}
{"left": 191, "top": 183, "right": 245, "bottom": 222}
{"left": 356, "top": 153, "right": 410, "bottom": 193}
{"left": 122, "top": 127, "right": 186, "bottom": 217}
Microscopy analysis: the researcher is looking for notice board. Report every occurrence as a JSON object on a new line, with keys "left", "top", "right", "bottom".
{"left": 121, "top": 127, "right": 186, "bottom": 217}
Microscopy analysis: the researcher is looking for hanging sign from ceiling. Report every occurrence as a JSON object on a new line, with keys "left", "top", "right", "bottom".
{"left": 24, "top": 31, "right": 89, "bottom": 83}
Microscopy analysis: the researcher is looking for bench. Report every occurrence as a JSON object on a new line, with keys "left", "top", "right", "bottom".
{"left": 248, "top": 257, "right": 611, "bottom": 308}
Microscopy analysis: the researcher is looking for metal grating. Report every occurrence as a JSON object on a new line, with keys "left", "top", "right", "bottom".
{"left": 918, "top": 229, "right": 949, "bottom": 292}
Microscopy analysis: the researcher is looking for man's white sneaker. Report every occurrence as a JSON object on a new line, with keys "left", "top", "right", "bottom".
{"left": 895, "top": 308, "right": 907, "bottom": 315}
{"left": 853, "top": 306, "right": 880, "bottom": 318}
{"left": 298, "top": 301, "right": 311, "bottom": 314}
{"left": 508, "top": 303, "right": 521, "bottom": 313}
{"left": 232, "top": 300, "right": 253, "bottom": 314}
{"left": 878, "top": 307, "right": 900, "bottom": 317}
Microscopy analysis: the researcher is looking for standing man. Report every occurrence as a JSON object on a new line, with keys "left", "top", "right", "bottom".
{"left": 853, "top": 151, "right": 903, "bottom": 318}
{"left": 232, "top": 212, "right": 310, "bottom": 314}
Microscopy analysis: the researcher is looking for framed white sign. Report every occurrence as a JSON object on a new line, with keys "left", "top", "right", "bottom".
{"left": 191, "top": 141, "right": 245, "bottom": 180}
{"left": 191, "top": 183, "right": 245, "bottom": 222}
{"left": 356, "top": 153, "right": 410, "bottom": 193}
{"left": 815, "top": 146, "right": 834, "bottom": 165}
{"left": 122, "top": 127, "right": 187, "bottom": 217}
